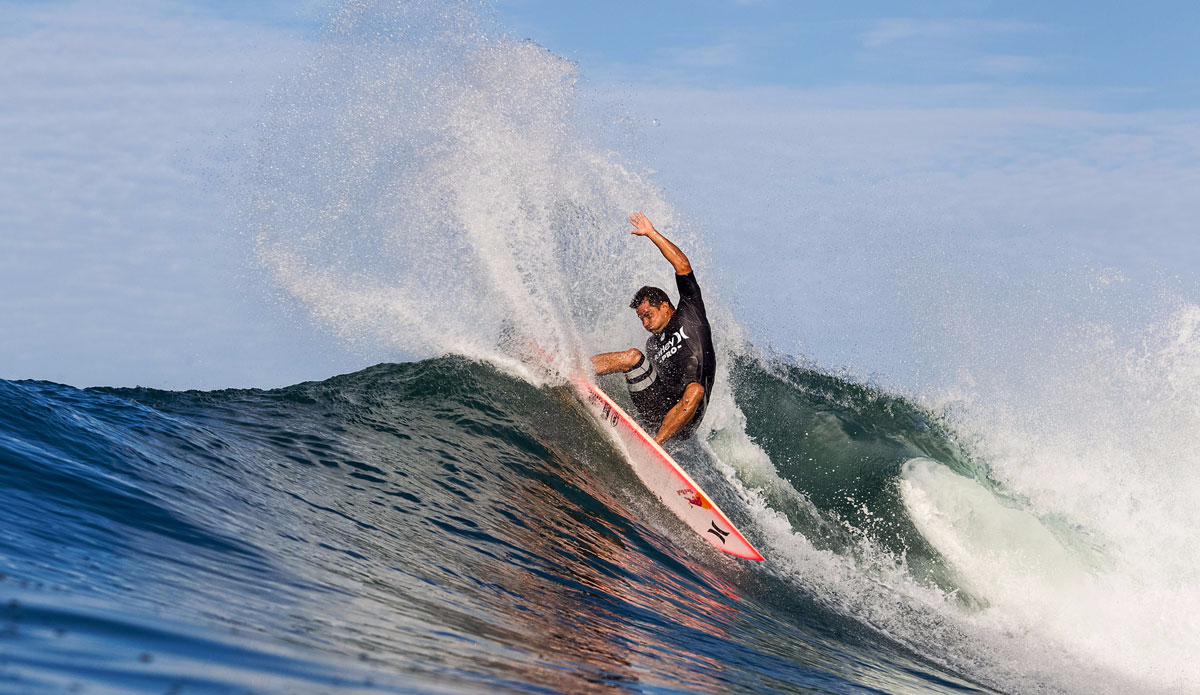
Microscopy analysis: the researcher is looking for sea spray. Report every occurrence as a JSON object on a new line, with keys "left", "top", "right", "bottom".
{"left": 246, "top": 0, "right": 693, "bottom": 371}
{"left": 915, "top": 300, "right": 1200, "bottom": 691}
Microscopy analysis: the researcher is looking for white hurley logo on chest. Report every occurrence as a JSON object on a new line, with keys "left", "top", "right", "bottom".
{"left": 655, "top": 327, "right": 690, "bottom": 361}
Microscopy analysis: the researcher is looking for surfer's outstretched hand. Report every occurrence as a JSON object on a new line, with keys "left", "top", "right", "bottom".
{"left": 631, "top": 210, "right": 691, "bottom": 274}
{"left": 629, "top": 211, "right": 658, "bottom": 237}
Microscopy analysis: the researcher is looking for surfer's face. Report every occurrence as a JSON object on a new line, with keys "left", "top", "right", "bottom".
{"left": 635, "top": 300, "right": 673, "bottom": 334}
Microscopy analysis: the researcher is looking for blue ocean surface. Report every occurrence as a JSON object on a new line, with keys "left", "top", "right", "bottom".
{"left": 1, "top": 356, "right": 1012, "bottom": 695}
{"left": 6, "top": 355, "right": 1179, "bottom": 694}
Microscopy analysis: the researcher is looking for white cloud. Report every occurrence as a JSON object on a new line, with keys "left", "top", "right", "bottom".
{"left": 666, "top": 42, "right": 741, "bottom": 68}
{"left": 861, "top": 18, "right": 1044, "bottom": 48}
{"left": 980, "top": 54, "right": 1042, "bottom": 76}
{"left": 856, "top": 18, "right": 1051, "bottom": 80}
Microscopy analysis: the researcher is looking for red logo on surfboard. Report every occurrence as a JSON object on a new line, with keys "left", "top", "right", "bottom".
{"left": 677, "top": 489, "right": 712, "bottom": 510}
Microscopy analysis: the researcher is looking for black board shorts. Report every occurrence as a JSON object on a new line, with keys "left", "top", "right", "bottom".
{"left": 624, "top": 353, "right": 704, "bottom": 440}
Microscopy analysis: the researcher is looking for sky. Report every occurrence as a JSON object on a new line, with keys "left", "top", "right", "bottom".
{"left": 498, "top": 0, "right": 1199, "bottom": 109}
{"left": 2, "top": 0, "right": 1198, "bottom": 389}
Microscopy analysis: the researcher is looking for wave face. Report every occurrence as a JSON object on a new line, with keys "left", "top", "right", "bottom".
{"left": 0, "top": 358, "right": 979, "bottom": 695}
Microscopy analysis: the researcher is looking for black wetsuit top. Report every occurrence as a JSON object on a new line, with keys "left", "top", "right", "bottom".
{"left": 625, "top": 272, "right": 715, "bottom": 440}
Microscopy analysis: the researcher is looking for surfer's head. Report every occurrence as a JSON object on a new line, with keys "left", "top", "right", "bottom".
{"left": 630, "top": 286, "right": 674, "bottom": 334}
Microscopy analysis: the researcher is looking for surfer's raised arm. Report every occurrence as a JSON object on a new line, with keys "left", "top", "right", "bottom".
{"left": 630, "top": 211, "right": 691, "bottom": 276}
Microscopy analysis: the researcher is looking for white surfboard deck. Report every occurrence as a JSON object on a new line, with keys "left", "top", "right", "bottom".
{"left": 572, "top": 376, "right": 764, "bottom": 561}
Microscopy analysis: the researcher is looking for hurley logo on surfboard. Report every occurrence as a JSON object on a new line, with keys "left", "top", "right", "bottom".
{"left": 707, "top": 522, "right": 730, "bottom": 544}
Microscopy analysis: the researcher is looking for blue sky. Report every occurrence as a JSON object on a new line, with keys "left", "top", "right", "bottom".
{"left": 2, "top": 0, "right": 1198, "bottom": 389}
{"left": 497, "top": 0, "right": 1199, "bottom": 109}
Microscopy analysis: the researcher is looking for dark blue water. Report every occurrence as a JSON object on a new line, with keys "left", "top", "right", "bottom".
{"left": 0, "top": 356, "right": 1008, "bottom": 695}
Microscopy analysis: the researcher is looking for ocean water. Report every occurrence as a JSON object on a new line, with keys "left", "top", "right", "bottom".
{"left": 5, "top": 0, "right": 1199, "bottom": 693}
{"left": 0, "top": 357, "right": 982, "bottom": 694}
{"left": 3, "top": 351, "right": 1196, "bottom": 694}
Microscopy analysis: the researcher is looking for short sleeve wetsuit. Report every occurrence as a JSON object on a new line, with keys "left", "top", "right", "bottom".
{"left": 623, "top": 272, "right": 716, "bottom": 440}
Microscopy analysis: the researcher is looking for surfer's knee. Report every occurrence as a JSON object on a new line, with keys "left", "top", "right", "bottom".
{"left": 620, "top": 349, "right": 644, "bottom": 372}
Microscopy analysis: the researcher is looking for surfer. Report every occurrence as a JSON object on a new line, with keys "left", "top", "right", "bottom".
{"left": 590, "top": 212, "right": 715, "bottom": 444}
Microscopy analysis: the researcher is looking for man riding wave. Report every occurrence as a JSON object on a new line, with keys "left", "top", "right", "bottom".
{"left": 590, "top": 212, "right": 715, "bottom": 445}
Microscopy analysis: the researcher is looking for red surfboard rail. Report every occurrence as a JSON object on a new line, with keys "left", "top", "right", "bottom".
{"left": 573, "top": 376, "right": 764, "bottom": 562}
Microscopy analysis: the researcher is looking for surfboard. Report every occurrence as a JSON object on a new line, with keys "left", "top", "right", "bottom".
{"left": 572, "top": 376, "right": 764, "bottom": 561}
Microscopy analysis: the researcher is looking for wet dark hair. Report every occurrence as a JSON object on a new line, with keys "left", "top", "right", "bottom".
{"left": 630, "top": 286, "right": 673, "bottom": 310}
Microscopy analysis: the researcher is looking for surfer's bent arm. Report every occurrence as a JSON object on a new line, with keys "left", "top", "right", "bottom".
{"left": 630, "top": 211, "right": 691, "bottom": 276}
{"left": 654, "top": 382, "right": 704, "bottom": 444}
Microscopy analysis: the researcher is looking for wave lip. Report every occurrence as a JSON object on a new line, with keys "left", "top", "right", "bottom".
{"left": 901, "top": 457, "right": 1104, "bottom": 596}
{"left": 900, "top": 456, "right": 1198, "bottom": 693}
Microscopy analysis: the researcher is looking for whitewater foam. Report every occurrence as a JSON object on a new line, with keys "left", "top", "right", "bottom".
{"left": 918, "top": 302, "right": 1200, "bottom": 692}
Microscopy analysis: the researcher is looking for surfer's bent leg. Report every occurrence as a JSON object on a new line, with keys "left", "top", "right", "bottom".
{"left": 590, "top": 349, "right": 669, "bottom": 431}
{"left": 589, "top": 349, "right": 643, "bottom": 376}
{"left": 623, "top": 353, "right": 656, "bottom": 394}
